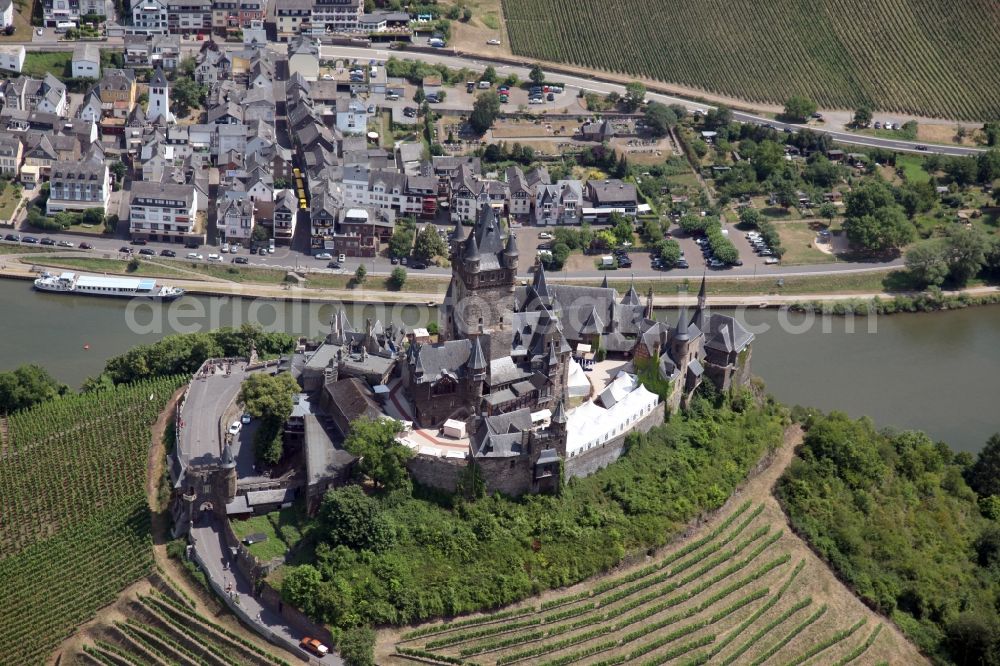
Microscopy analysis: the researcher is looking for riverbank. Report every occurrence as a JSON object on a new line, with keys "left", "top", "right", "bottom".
{"left": 4, "top": 255, "right": 999, "bottom": 311}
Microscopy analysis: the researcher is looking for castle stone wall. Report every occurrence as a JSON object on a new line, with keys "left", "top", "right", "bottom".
{"left": 407, "top": 454, "right": 467, "bottom": 493}
{"left": 565, "top": 406, "right": 664, "bottom": 480}
{"left": 477, "top": 456, "right": 534, "bottom": 496}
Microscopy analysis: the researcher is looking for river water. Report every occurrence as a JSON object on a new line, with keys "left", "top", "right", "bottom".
{"left": 2, "top": 279, "right": 998, "bottom": 453}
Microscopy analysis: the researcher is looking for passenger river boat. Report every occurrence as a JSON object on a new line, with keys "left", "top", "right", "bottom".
{"left": 33, "top": 272, "right": 185, "bottom": 300}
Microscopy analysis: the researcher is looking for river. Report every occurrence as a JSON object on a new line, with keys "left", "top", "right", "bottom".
{"left": 1, "top": 279, "right": 998, "bottom": 453}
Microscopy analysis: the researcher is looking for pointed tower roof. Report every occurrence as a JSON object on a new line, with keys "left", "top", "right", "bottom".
{"left": 505, "top": 230, "right": 518, "bottom": 257}
{"left": 580, "top": 306, "right": 604, "bottom": 335}
{"left": 221, "top": 441, "right": 236, "bottom": 469}
{"left": 693, "top": 273, "right": 708, "bottom": 330}
{"left": 412, "top": 343, "right": 425, "bottom": 374}
{"left": 600, "top": 274, "right": 609, "bottom": 289}
{"left": 674, "top": 308, "right": 691, "bottom": 341}
{"left": 552, "top": 397, "right": 568, "bottom": 424}
{"left": 463, "top": 225, "right": 480, "bottom": 261}
{"left": 548, "top": 340, "right": 559, "bottom": 365}
{"left": 621, "top": 276, "right": 640, "bottom": 306}
{"left": 698, "top": 273, "right": 707, "bottom": 301}
{"left": 150, "top": 67, "right": 168, "bottom": 88}
{"left": 467, "top": 336, "right": 487, "bottom": 372}
{"left": 533, "top": 263, "right": 550, "bottom": 302}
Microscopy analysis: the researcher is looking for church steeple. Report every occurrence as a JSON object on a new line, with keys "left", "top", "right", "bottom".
{"left": 693, "top": 274, "right": 707, "bottom": 330}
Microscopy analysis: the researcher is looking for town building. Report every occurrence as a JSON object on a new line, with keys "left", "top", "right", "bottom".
{"left": 129, "top": 181, "right": 202, "bottom": 244}
{"left": 217, "top": 194, "right": 255, "bottom": 245}
{"left": 311, "top": 0, "right": 362, "bottom": 32}
{"left": 0, "top": 135, "right": 22, "bottom": 176}
{"left": 130, "top": 0, "right": 169, "bottom": 34}
{"left": 71, "top": 43, "right": 101, "bottom": 80}
{"left": 147, "top": 67, "right": 173, "bottom": 123}
{"left": 287, "top": 34, "right": 319, "bottom": 80}
{"left": 46, "top": 157, "right": 111, "bottom": 215}
{"left": 275, "top": 0, "right": 311, "bottom": 41}
{"left": 0, "top": 45, "right": 24, "bottom": 74}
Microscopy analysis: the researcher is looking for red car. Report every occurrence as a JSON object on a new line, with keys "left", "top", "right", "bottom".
{"left": 300, "top": 638, "right": 329, "bottom": 657}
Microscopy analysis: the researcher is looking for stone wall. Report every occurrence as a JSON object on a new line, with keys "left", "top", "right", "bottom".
{"left": 407, "top": 453, "right": 467, "bottom": 493}
{"left": 477, "top": 456, "right": 534, "bottom": 496}
{"left": 565, "top": 406, "right": 664, "bottom": 479}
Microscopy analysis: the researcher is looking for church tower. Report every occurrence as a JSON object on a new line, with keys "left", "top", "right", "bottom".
{"left": 693, "top": 274, "right": 707, "bottom": 331}
{"left": 148, "top": 67, "right": 173, "bottom": 124}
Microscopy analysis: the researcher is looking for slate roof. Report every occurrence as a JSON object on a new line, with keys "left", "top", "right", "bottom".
{"left": 412, "top": 339, "right": 472, "bottom": 384}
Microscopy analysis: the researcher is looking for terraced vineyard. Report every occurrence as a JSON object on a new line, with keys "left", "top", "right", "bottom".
{"left": 0, "top": 378, "right": 184, "bottom": 665}
{"left": 72, "top": 589, "right": 289, "bottom": 666}
{"left": 393, "top": 502, "right": 892, "bottom": 665}
{"left": 500, "top": 0, "right": 1000, "bottom": 120}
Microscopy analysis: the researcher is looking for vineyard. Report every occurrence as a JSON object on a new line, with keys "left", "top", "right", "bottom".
{"left": 500, "top": 0, "right": 1000, "bottom": 120}
{"left": 70, "top": 587, "right": 290, "bottom": 666}
{"left": 0, "top": 377, "right": 184, "bottom": 666}
{"left": 392, "top": 502, "right": 900, "bottom": 665}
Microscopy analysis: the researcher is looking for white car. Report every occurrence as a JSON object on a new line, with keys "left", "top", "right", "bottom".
{"left": 57, "top": 240, "right": 75, "bottom": 247}
{"left": 487, "top": 38, "right": 501, "bottom": 45}
{"left": 338, "top": 254, "right": 346, "bottom": 263}
{"left": 208, "top": 253, "right": 223, "bottom": 262}
{"left": 35, "top": 28, "right": 43, "bottom": 36}
{"left": 228, "top": 421, "right": 242, "bottom": 435}
{"left": 538, "top": 232, "right": 553, "bottom": 239}
{"left": 220, "top": 243, "right": 230, "bottom": 253}
{"left": 764, "top": 257, "right": 780, "bottom": 265}
{"left": 187, "top": 252, "right": 204, "bottom": 260}
{"left": 315, "top": 252, "right": 332, "bottom": 260}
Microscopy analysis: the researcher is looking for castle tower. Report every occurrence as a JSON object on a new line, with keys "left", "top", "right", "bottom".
{"left": 645, "top": 286, "right": 654, "bottom": 320}
{"left": 693, "top": 274, "right": 707, "bottom": 331}
{"left": 220, "top": 441, "right": 237, "bottom": 503}
{"left": 671, "top": 307, "right": 692, "bottom": 370}
{"left": 148, "top": 67, "right": 173, "bottom": 124}
{"left": 466, "top": 336, "right": 487, "bottom": 416}
{"left": 443, "top": 204, "right": 516, "bottom": 339}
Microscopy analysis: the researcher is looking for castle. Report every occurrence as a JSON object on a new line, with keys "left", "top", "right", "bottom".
{"left": 295, "top": 204, "right": 754, "bottom": 496}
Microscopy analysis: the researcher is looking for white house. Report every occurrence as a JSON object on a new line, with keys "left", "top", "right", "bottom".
{"left": 130, "top": 181, "right": 201, "bottom": 244}
{"left": 217, "top": 194, "right": 255, "bottom": 244}
{"left": 0, "top": 45, "right": 25, "bottom": 74}
{"left": 130, "top": 0, "right": 168, "bottom": 34}
{"left": 0, "top": 0, "right": 14, "bottom": 31}
{"left": 335, "top": 97, "right": 368, "bottom": 135}
{"left": 71, "top": 43, "right": 101, "bottom": 79}
{"left": 46, "top": 159, "right": 111, "bottom": 215}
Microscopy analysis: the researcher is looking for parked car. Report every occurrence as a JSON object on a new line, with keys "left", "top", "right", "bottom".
{"left": 327, "top": 261, "right": 341, "bottom": 269}
{"left": 159, "top": 249, "right": 176, "bottom": 257}
{"left": 208, "top": 254, "right": 223, "bottom": 262}
{"left": 486, "top": 38, "right": 501, "bottom": 45}
{"left": 390, "top": 257, "right": 399, "bottom": 265}
{"left": 409, "top": 260, "right": 427, "bottom": 269}
{"left": 547, "top": 92, "right": 555, "bottom": 101}
{"left": 233, "top": 256, "right": 249, "bottom": 264}
{"left": 618, "top": 257, "right": 632, "bottom": 268}
{"left": 764, "top": 257, "right": 780, "bottom": 265}
{"left": 40, "top": 237, "right": 56, "bottom": 246}
{"left": 119, "top": 246, "right": 133, "bottom": 253}
{"left": 315, "top": 252, "right": 332, "bottom": 260}
{"left": 338, "top": 254, "right": 346, "bottom": 263}
{"left": 300, "top": 638, "right": 329, "bottom": 657}
{"left": 187, "top": 252, "right": 204, "bottom": 260}
{"left": 4, "top": 234, "right": 19, "bottom": 241}
{"left": 228, "top": 421, "right": 242, "bottom": 435}
{"left": 79, "top": 242, "right": 93, "bottom": 250}
{"left": 220, "top": 243, "right": 230, "bottom": 253}
{"left": 538, "top": 232, "right": 553, "bottom": 239}
{"left": 57, "top": 240, "right": 74, "bottom": 247}
{"left": 241, "top": 413, "right": 252, "bottom": 424}
{"left": 22, "top": 236, "right": 38, "bottom": 244}
{"left": 130, "top": 239, "right": 147, "bottom": 245}
{"left": 139, "top": 248, "right": 155, "bottom": 256}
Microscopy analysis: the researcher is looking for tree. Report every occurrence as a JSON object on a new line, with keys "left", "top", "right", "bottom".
{"left": 342, "top": 417, "right": 413, "bottom": 491}
{"left": 338, "top": 626, "right": 376, "bottom": 666}
{"left": 844, "top": 180, "right": 897, "bottom": 219}
{"left": 819, "top": 202, "right": 838, "bottom": 221}
{"left": 281, "top": 565, "right": 325, "bottom": 617}
{"left": 739, "top": 207, "right": 762, "bottom": 228}
{"left": 943, "top": 227, "right": 988, "bottom": 286}
{"left": 461, "top": 5, "right": 472, "bottom": 21}
{"left": 414, "top": 225, "right": 447, "bottom": 262}
{"left": 388, "top": 266, "right": 407, "bottom": 290}
{"left": 946, "top": 156, "right": 978, "bottom": 186}
{"left": 977, "top": 149, "right": 1000, "bottom": 184}
{"left": 944, "top": 612, "right": 1000, "bottom": 666}
{"left": 853, "top": 106, "right": 873, "bottom": 128}
{"left": 802, "top": 155, "right": 843, "bottom": 188}
{"left": 528, "top": 64, "right": 544, "bottom": 85}
{"left": 0, "top": 365, "right": 67, "bottom": 414}
{"left": 751, "top": 141, "right": 785, "bottom": 181}
{"left": 171, "top": 78, "right": 206, "bottom": 118}
{"left": 481, "top": 65, "right": 497, "bottom": 83}
{"left": 984, "top": 122, "right": 1000, "bottom": 147}
{"left": 609, "top": 212, "right": 633, "bottom": 245}
{"left": 643, "top": 102, "right": 678, "bottom": 138}
{"left": 656, "top": 239, "right": 681, "bottom": 268}
{"left": 782, "top": 95, "right": 817, "bottom": 123}
{"left": 905, "top": 240, "right": 948, "bottom": 288}
{"left": 622, "top": 81, "right": 646, "bottom": 112}
{"left": 354, "top": 264, "right": 367, "bottom": 284}
{"left": 413, "top": 87, "right": 425, "bottom": 104}
{"left": 110, "top": 160, "right": 126, "bottom": 183}
{"left": 469, "top": 90, "right": 501, "bottom": 134}
{"left": 388, "top": 221, "right": 415, "bottom": 258}
{"left": 238, "top": 372, "right": 299, "bottom": 466}
{"left": 252, "top": 225, "right": 269, "bottom": 242}
{"left": 703, "top": 105, "right": 732, "bottom": 131}
{"left": 968, "top": 434, "right": 1000, "bottom": 497}
{"left": 844, "top": 206, "right": 915, "bottom": 253}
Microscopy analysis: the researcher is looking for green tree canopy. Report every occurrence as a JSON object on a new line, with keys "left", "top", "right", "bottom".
{"left": 844, "top": 206, "right": 915, "bottom": 253}
{"left": 0, "top": 365, "right": 67, "bottom": 414}
{"left": 413, "top": 225, "right": 448, "bottom": 262}
{"left": 622, "top": 81, "right": 646, "bottom": 112}
{"left": 967, "top": 434, "right": 1000, "bottom": 497}
{"left": 853, "top": 106, "right": 873, "bottom": 127}
{"left": 318, "top": 484, "right": 396, "bottom": 552}
{"left": 342, "top": 417, "right": 412, "bottom": 491}
{"left": 528, "top": 63, "right": 544, "bottom": 85}
{"left": 782, "top": 95, "right": 817, "bottom": 122}
{"left": 739, "top": 207, "right": 762, "bottom": 228}
{"left": 942, "top": 227, "right": 988, "bottom": 286}
{"left": 238, "top": 372, "right": 299, "bottom": 423}
{"left": 656, "top": 239, "right": 681, "bottom": 268}
{"left": 642, "top": 102, "right": 678, "bottom": 138}
{"left": 469, "top": 90, "right": 501, "bottom": 134}
{"left": 905, "top": 239, "right": 948, "bottom": 288}
{"left": 388, "top": 266, "right": 407, "bottom": 290}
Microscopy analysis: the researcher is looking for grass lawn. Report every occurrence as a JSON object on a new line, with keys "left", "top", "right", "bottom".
{"left": 29, "top": 256, "right": 191, "bottom": 278}
{"left": 0, "top": 1, "right": 33, "bottom": 44}
{"left": 0, "top": 186, "right": 19, "bottom": 220}
{"left": 65, "top": 223, "right": 110, "bottom": 237}
{"left": 22, "top": 52, "right": 72, "bottom": 79}
{"left": 896, "top": 154, "right": 931, "bottom": 184}
{"left": 596, "top": 268, "right": 913, "bottom": 297}
{"left": 775, "top": 222, "right": 837, "bottom": 265}
{"left": 0, "top": 243, "right": 53, "bottom": 255}
{"left": 229, "top": 505, "right": 308, "bottom": 562}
